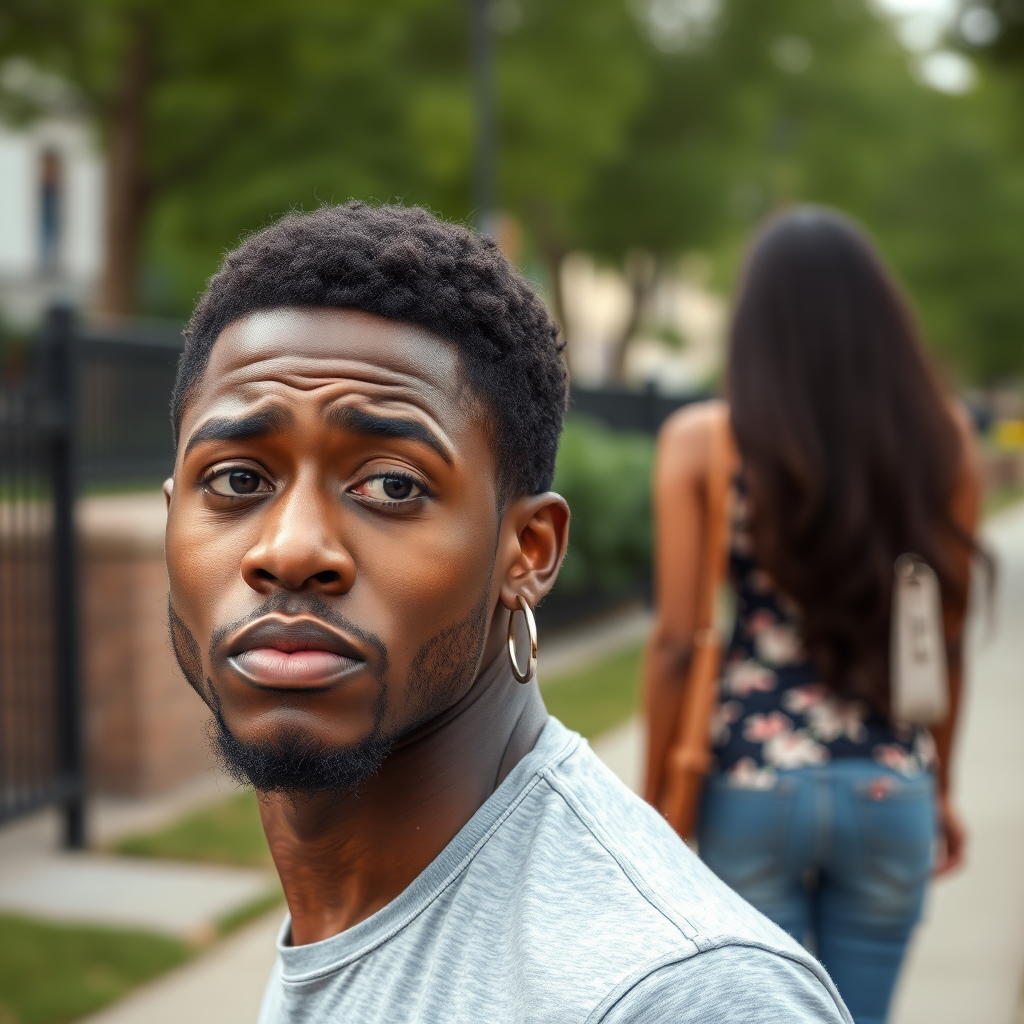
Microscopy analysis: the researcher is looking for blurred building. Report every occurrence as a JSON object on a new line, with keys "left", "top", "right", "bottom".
{"left": 0, "top": 115, "right": 104, "bottom": 326}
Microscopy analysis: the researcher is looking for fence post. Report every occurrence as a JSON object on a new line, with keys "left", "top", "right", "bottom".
{"left": 44, "top": 305, "right": 86, "bottom": 849}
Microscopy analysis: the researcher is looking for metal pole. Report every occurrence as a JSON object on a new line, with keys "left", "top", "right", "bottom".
{"left": 470, "top": 0, "right": 496, "bottom": 236}
{"left": 45, "top": 304, "right": 86, "bottom": 849}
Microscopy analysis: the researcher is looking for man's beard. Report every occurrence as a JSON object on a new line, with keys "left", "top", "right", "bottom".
{"left": 211, "top": 708, "right": 392, "bottom": 795}
{"left": 168, "top": 587, "right": 491, "bottom": 796}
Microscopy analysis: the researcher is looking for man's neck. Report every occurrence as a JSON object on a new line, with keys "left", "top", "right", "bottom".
{"left": 257, "top": 652, "right": 547, "bottom": 946}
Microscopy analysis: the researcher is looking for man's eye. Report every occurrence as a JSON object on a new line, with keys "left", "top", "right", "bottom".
{"left": 357, "top": 474, "right": 424, "bottom": 503}
{"left": 205, "top": 468, "right": 271, "bottom": 496}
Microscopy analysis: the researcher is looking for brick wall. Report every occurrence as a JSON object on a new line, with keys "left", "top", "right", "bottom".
{"left": 79, "top": 493, "right": 214, "bottom": 796}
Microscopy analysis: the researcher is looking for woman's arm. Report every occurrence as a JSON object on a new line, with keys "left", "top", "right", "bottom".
{"left": 931, "top": 404, "right": 983, "bottom": 874}
{"left": 643, "top": 402, "right": 729, "bottom": 806}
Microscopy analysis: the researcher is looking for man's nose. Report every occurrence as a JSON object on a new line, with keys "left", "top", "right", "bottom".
{"left": 239, "top": 481, "right": 354, "bottom": 595}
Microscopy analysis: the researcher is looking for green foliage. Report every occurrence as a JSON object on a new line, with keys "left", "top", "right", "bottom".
{"left": 0, "top": 914, "right": 190, "bottom": 1024}
{"left": 963, "top": 1, "right": 1024, "bottom": 68}
{"left": 1, "top": 0, "right": 650, "bottom": 315}
{"left": 541, "top": 641, "right": 642, "bottom": 738}
{"left": 6, "top": 0, "right": 1024, "bottom": 380}
{"left": 575, "top": 0, "right": 1024, "bottom": 384}
{"left": 550, "top": 416, "right": 654, "bottom": 600}
{"left": 653, "top": 324, "right": 688, "bottom": 351}
{"left": 114, "top": 789, "right": 272, "bottom": 868}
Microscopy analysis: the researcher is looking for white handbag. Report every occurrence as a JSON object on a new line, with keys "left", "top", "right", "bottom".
{"left": 890, "top": 553, "right": 949, "bottom": 725}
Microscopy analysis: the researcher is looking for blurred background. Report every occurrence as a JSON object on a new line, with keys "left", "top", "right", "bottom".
{"left": 2, "top": 1, "right": 1024, "bottom": 1022}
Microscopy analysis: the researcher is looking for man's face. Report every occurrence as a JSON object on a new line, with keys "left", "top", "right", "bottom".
{"left": 165, "top": 308, "right": 506, "bottom": 790}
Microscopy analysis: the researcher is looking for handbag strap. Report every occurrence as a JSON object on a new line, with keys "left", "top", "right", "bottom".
{"left": 694, "top": 409, "right": 734, "bottom": 645}
{"left": 655, "top": 406, "right": 736, "bottom": 829}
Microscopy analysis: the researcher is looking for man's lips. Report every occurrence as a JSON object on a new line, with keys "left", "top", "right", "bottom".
{"left": 231, "top": 647, "right": 360, "bottom": 686}
{"left": 224, "top": 617, "right": 365, "bottom": 689}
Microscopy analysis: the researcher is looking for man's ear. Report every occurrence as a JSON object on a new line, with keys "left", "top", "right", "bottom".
{"left": 498, "top": 493, "right": 570, "bottom": 611}
{"left": 163, "top": 477, "right": 174, "bottom": 510}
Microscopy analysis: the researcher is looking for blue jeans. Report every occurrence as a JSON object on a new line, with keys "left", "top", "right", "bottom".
{"left": 698, "top": 761, "right": 935, "bottom": 1024}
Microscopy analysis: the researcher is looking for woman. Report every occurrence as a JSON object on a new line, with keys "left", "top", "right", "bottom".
{"left": 644, "top": 207, "right": 984, "bottom": 1024}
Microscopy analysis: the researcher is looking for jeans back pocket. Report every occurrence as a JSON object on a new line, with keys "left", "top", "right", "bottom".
{"left": 853, "top": 771, "right": 935, "bottom": 896}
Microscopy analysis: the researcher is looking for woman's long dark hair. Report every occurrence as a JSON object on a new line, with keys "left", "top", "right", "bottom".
{"left": 728, "top": 207, "right": 977, "bottom": 713}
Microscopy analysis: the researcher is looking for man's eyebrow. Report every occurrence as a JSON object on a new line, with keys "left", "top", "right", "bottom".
{"left": 326, "top": 405, "right": 454, "bottom": 465}
{"left": 182, "top": 408, "right": 293, "bottom": 459}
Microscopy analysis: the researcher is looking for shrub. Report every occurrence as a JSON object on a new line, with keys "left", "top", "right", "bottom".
{"left": 549, "top": 415, "right": 654, "bottom": 601}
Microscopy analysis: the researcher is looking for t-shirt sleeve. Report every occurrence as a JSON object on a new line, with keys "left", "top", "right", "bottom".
{"left": 598, "top": 945, "right": 853, "bottom": 1024}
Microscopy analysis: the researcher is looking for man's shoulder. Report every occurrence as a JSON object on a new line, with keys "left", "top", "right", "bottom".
{"left": 526, "top": 726, "right": 794, "bottom": 951}
{"left": 259, "top": 720, "right": 851, "bottom": 1023}
{"left": 598, "top": 946, "right": 853, "bottom": 1024}
{"left": 488, "top": 720, "right": 849, "bottom": 1020}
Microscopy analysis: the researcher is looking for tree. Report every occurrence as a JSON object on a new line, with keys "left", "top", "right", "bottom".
{"left": 959, "top": 0, "right": 1024, "bottom": 65}
{"left": 566, "top": 0, "right": 1024, "bottom": 385}
{"left": 1, "top": 0, "right": 652, "bottom": 319}
{"left": 565, "top": 0, "right": 930, "bottom": 379}
{"left": 2, "top": 0, "right": 367, "bottom": 315}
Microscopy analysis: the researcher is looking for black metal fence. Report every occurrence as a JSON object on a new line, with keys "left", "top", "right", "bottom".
{"left": 0, "top": 308, "right": 182, "bottom": 845}
{"left": 0, "top": 308, "right": 84, "bottom": 843}
{"left": 78, "top": 321, "right": 183, "bottom": 487}
{"left": 569, "top": 383, "right": 707, "bottom": 435}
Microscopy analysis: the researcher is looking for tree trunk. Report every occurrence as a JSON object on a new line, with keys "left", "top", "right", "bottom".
{"left": 526, "top": 200, "right": 569, "bottom": 335}
{"left": 609, "top": 250, "right": 657, "bottom": 385}
{"left": 543, "top": 243, "right": 568, "bottom": 339}
{"left": 96, "top": 16, "right": 152, "bottom": 319}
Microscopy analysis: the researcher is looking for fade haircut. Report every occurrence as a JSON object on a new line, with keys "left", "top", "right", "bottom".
{"left": 173, "top": 202, "right": 568, "bottom": 498}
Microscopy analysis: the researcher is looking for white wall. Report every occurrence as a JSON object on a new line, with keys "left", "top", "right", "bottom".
{"left": 0, "top": 116, "right": 104, "bottom": 322}
{"left": 0, "top": 128, "right": 35, "bottom": 275}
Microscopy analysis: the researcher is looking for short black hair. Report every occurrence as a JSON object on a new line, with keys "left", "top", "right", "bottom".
{"left": 173, "top": 202, "right": 568, "bottom": 497}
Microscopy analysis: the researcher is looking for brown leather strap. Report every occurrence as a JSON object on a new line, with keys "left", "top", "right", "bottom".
{"left": 657, "top": 410, "right": 734, "bottom": 836}
{"left": 696, "top": 413, "right": 733, "bottom": 640}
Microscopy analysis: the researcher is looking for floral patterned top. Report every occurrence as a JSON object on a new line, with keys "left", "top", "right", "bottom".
{"left": 710, "top": 478, "right": 934, "bottom": 787}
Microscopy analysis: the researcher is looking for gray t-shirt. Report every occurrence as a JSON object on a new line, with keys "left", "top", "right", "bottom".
{"left": 259, "top": 718, "right": 852, "bottom": 1023}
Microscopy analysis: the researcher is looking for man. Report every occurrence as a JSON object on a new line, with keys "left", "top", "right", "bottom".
{"left": 164, "top": 202, "right": 851, "bottom": 1023}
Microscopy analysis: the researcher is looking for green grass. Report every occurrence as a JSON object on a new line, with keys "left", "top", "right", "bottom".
{"left": 541, "top": 641, "right": 643, "bottom": 738}
{"left": 113, "top": 789, "right": 271, "bottom": 868}
{"left": 215, "top": 888, "right": 284, "bottom": 936}
{"left": 985, "top": 483, "right": 1024, "bottom": 519}
{"left": 0, "top": 914, "right": 191, "bottom": 1024}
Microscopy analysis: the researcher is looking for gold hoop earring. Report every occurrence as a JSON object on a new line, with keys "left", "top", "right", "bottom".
{"left": 507, "top": 594, "right": 538, "bottom": 684}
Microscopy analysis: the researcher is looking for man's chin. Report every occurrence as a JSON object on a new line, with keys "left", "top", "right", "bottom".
{"left": 213, "top": 717, "right": 391, "bottom": 796}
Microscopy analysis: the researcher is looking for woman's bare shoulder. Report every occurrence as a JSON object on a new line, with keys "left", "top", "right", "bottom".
{"left": 656, "top": 399, "right": 729, "bottom": 480}
{"left": 659, "top": 399, "right": 728, "bottom": 444}
{"left": 948, "top": 401, "right": 981, "bottom": 471}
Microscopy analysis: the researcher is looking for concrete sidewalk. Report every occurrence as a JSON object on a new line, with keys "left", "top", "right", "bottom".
{"left": 0, "top": 854, "right": 273, "bottom": 941}
{"left": 539, "top": 602, "right": 651, "bottom": 680}
{"left": 0, "top": 769, "right": 275, "bottom": 943}
{"left": 890, "top": 505, "right": 1024, "bottom": 1024}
